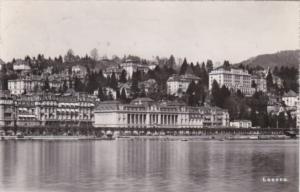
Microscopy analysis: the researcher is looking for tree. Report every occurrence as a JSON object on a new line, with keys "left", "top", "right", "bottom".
{"left": 179, "top": 58, "right": 188, "bottom": 75}
{"left": 43, "top": 78, "right": 50, "bottom": 91}
{"left": 63, "top": 80, "right": 68, "bottom": 92}
{"left": 186, "top": 81, "right": 196, "bottom": 106}
{"left": 119, "top": 70, "right": 127, "bottom": 83}
{"left": 167, "top": 55, "right": 176, "bottom": 69}
{"left": 97, "top": 86, "right": 105, "bottom": 100}
{"left": 195, "top": 80, "right": 205, "bottom": 105}
{"left": 90, "top": 48, "right": 99, "bottom": 61}
{"left": 223, "top": 60, "right": 230, "bottom": 70}
{"left": 64, "top": 49, "right": 76, "bottom": 63}
{"left": 110, "top": 72, "right": 118, "bottom": 90}
{"left": 86, "top": 72, "right": 98, "bottom": 94}
{"left": 186, "top": 81, "right": 196, "bottom": 95}
{"left": 251, "top": 80, "right": 257, "bottom": 89}
{"left": 211, "top": 80, "right": 221, "bottom": 107}
{"left": 74, "top": 77, "right": 85, "bottom": 92}
{"left": 131, "top": 71, "right": 140, "bottom": 98}
{"left": 120, "top": 88, "right": 127, "bottom": 102}
{"left": 266, "top": 72, "right": 273, "bottom": 91}
{"left": 206, "top": 60, "right": 213, "bottom": 73}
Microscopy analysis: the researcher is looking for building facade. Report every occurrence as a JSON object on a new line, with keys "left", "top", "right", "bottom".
{"left": 94, "top": 98, "right": 229, "bottom": 129}
{"left": 282, "top": 90, "right": 298, "bottom": 107}
{"left": 0, "top": 91, "right": 97, "bottom": 129}
{"left": 103, "top": 66, "right": 123, "bottom": 79}
{"left": 8, "top": 76, "right": 43, "bottom": 95}
{"left": 230, "top": 120, "right": 252, "bottom": 128}
{"left": 120, "top": 60, "right": 149, "bottom": 79}
{"left": 251, "top": 73, "right": 267, "bottom": 92}
{"left": 167, "top": 74, "right": 200, "bottom": 96}
{"left": 209, "top": 67, "right": 254, "bottom": 96}
{"left": 13, "top": 59, "right": 31, "bottom": 71}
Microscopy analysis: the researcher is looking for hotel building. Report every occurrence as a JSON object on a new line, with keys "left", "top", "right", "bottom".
{"left": 0, "top": 91, "right": 96, "bottom": 129}
{"left": 94, "top": 98, "right": 229, "bottom": 129}
{"left": 209, "top": 67, "right": 255, "bottom": 96}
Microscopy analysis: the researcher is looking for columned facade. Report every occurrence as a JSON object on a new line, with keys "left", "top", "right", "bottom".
{"left": 94, "top": 98, "right": 229, "bottom": 129}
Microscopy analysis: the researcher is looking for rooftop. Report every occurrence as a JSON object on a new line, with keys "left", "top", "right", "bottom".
{"left": 283, "top": 90, "right": 298, "bottom": 97}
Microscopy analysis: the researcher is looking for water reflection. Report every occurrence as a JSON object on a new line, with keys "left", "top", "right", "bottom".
{"left": 0, "top": 140, "right": 298, "bottom": 192}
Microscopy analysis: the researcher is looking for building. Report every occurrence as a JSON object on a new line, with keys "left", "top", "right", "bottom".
{"left": 103, "top": 66, "right": 123, "bottom": 79}
{"left": 251, "top": 73, "right": 267, "bottom": 92}
{"left": 0, "top": 91, "right": 97, "bottom": 129}
{"left": 167, "top": 74, "right": 200, "bottom": 96}
{"left": 282, "top": 90, "right": 298, "bottom": 107}
{"left": 8, "top": 75, "right": 68, "bottom": 95}
{"left": 13, "top": 59, "right": 31, "bottom": 71}
{"left": 120, "top": 60, "right": 149, "bottom": 79}
{"left": 209, "top": 67, "right": 254, "bottom": 96}
{"left": 71, "top": 65, "right": 87, "bottom": 78}
{"left": 148, "top": 63, "right": 158, "bottom": 70}
{"left": 8, "top": 76, "right": 43, "bottom": 95}
{"left": 230, "top": 120, "right": 252, "bottom": 128}
{"left": 0, "top": 91, "right": 15, "bottom": 127}
{"left": 94, "top": 97, "right": 229, "bottom": 129}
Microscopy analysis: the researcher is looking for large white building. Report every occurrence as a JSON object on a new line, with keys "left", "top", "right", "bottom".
{"left": 94, "top": 98, "right": 229, "bottom": 129}
{"left": 209, "top": 67, "right": 255, "bottom": 96}
{"left": 8, "top": 76, "right": 43, "bottom": 95}
{"left": 0, "top": 91, "right": 96, "bottom": 128}
{"left": 167, "top": 74, "right": 200, "bottom": 96}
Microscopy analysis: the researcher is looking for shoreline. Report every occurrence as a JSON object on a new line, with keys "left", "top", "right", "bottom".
{"left": 0, "top": 134, "right": 297, "bottom": 141}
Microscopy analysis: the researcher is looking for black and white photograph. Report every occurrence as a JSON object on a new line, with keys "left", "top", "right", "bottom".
{"left": 0, "top": 1, "right": 299, "bottom": 192}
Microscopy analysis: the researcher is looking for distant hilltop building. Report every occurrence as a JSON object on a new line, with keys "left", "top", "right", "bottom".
{"left": 103, "top": 65, "right": 123, "bottom": 79}
{"left": 209, "top": 67, "right": 261, "bottom": 96}
{"left": 167, "top": 74, "right": 200, "bottom": 96}
{"left": 251, "top": 71, "right": 267, "bottom": 92}
{"left": 120, "top": 59, "right": 150, "bottom": 79}
{"left": 94, "top": 97, "right": 229, "bottom": 129}
{"left": 13, "top": 59, "right": 31, "bottom": 71}
{"left": 71, "top": 65, "right": 87, "bottom": 79}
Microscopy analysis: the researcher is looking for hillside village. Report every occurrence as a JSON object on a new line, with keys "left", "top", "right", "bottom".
{"left": 0, "top": 49, "right": 299, "bottom": 133}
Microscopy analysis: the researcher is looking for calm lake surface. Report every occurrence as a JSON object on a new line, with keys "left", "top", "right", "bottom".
{"left": 0, "top": 139, "right": 298, "bottom": 192}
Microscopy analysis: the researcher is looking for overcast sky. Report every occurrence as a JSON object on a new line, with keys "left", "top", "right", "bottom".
{"left": 0, "top": 1, "right": 298, "bottom": 64}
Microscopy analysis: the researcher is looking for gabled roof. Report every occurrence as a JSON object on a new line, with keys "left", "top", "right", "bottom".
{"left": 283, "top": 90, "right": 297, "bottom": 97}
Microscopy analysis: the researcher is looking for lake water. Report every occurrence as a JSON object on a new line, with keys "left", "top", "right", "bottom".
{"left": 0, "top": 139, "right": 298, "bottom": 192}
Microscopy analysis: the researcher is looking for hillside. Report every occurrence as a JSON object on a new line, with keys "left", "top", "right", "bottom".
{"left": 236, "top": 50, "right": 300, "bottom": 69}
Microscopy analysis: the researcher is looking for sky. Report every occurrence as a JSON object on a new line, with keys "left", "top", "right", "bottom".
{"left": 0, "top": 1, "right": 298, "bottom": 64}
